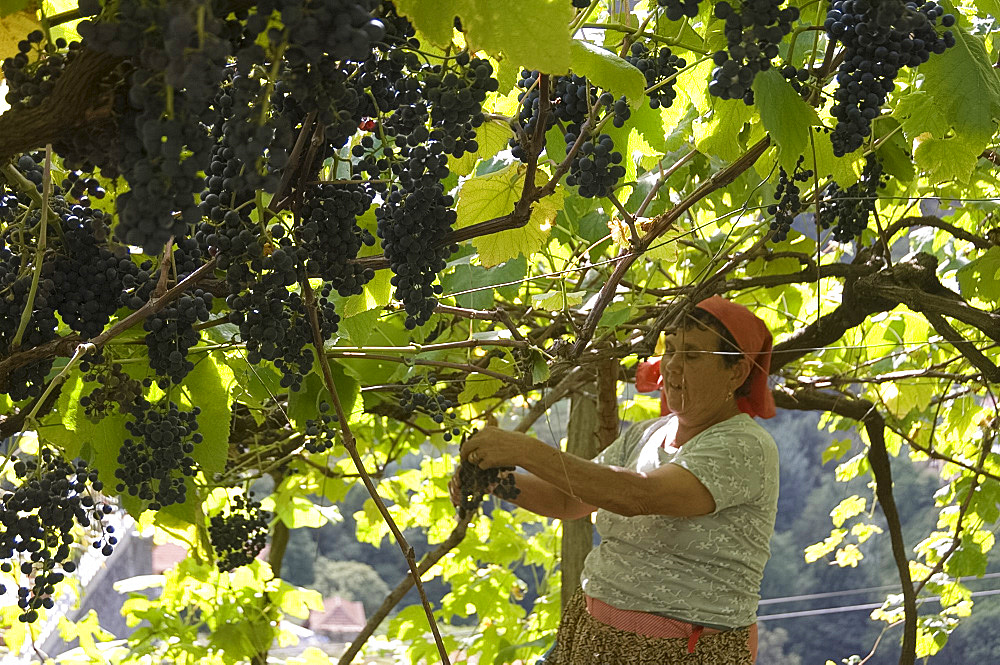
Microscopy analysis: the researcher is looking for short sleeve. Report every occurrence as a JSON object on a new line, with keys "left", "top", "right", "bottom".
{"left": 673, "top": 428, "right": 773, "bottom": 512}
{"left": 591, "top": 426, "right": 631, "bottom": 467}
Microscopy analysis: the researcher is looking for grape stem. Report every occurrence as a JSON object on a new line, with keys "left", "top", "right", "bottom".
{"left": 606, "top": 193, "right": 641, "bottom": 248}
{"left": 0, "top": 258, "right": 219, "bottom": 396}
{"left": 635, "top": 148, "right": 698, "bottom": 219}
{"left": 11, "top": 146, "right": 53, "bottom": 351}
{"left": 575, "top": 136, "right": 772, "bottom": 357}
{"left": 25, "top": 342, "right": 96, "bottom": 429}
{"left": 300, "top": 277, "right": 452, "bottom": 665}
{"left": 580, "top": 23, "right": 710, "bottom": 55}
{"left": 328, "top": 351, "right": 521, "bottom": 384}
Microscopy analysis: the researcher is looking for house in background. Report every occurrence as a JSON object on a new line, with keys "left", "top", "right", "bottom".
{"left": 306, "top": 596, "right": 367, "bottom": 643}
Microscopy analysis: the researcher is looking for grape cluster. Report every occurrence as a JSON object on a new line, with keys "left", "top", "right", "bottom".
{"left": 377, "top": 185, "right": 457, "bottom": 328}
{"left": 826, "top": 0, "right": 955, "bottom": 156}
{"left": 209, "top": 492, "right": 270, "bottom": 572}
{"left": 657, "top": 0, "right": 702, "bottom": 21}
{"left": 510, "top": 70, "right": 551, "bottom": 161}
{"left": 78, "top": 355, "right": 147, "bottom": 421}
{"left": 78, "top": 1, "right": 232, "bottom": 251}
{"left": 565, "top": 133, "right": 626, "bottom": 199}
{"left": 397, "top": 377, "right": 459, "bottom": 423}
{"left": 818, "top": 155, "right": 886, "bottom": 241}
{"left": 304, "top": 403, "right": 339, "bottom": 453}
{"left": 143, "top": 289, "right": 213, "bottom": 386}
{"left": 625, "top": 43, "right": 687, "bottom": 110}
{"left": 424, "top": 53, "right": 499, "bottom": 157}
{"left": 0, "top": 448, "right": 115, "bottom": 623}
{"left": 48, "top": 203, "right": 152, "bottom": 338}
{"left": 604, "top": 94, "right": 631, "bottom": 129}
{"left": 115, "top": 400, "right": 203, "bottom": 510}
{"left": 455, "top": 460, "right": 520, "bottom": 520}
{"left": 0, "top": 172, "right": 59, "bottom": 401}
{"left": 781, "top": 64, "right": 812, "bottom": 101}
{"left": 710, "top": 0, "right": 799, "bottom": 105}
{"left": 767, "top": 156, "right": 814, "bottom": 242}
{"left": 510, "top": 71, "right": 597, "bottom": 162}
{"left": 1, "top": 30, "right": 80, "bottom": 111}
{"left": 296, "top": 184, "right": 376, "bottom": 296}
{"left": 227, "top": 243, "right": 340, "bottom": 390}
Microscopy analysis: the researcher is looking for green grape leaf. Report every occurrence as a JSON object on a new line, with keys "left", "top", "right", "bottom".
{"left": 892, "top": 91, "right": 950, "bottom": 143}
{"left": 444, "top": 256, "right": 527, "bottom": 309}
{"left": 875, "top": 121, "right": 915, "bottom": 181}
{"left": 182, "top": 354, "right": 234, "bottom": 482}
{"left": 272, "top": 582, "right": 324, "bottom": 620}
{"left": 956, "top": 246, "right": 1000, "bottom": 303}
{"left": 809, "top": 129, "right": 864, "bottom": 188}
{"left": 449, "top": 119, "right": 513, "bottom": 177}
{"left": 57, "top": 611, "right": 114, "bottom": 661}
{"left": 456, "top": 164, "right": 563, "bottom": 266}
{"left": 340, "top": 307, "right": 383, "bottom": 347}
{"left": 288, "top": 358, "right": 362, "bottom": 427}
{"left": 458, "top": 356, "right": 514, "bottom": 402}
{"left": 446, "top": 262, "right": 493, "bottom": 310}
{"left": 342, "top": 259, "right": 392, "bottom": 318}
{"left": 694, "top": 99, "right": 752, "bottom": 161}
{"left": 830, "top": 495, "right": 866, "bottom": 527}
{"left": 0, "top": 1, "right": 32, "bottom": 18}
{"left": 918, "top": 27, "right": 1000, "bottom": 146}
{"left": 913, "top": 134, "right": 983, "bottom": 183}
{"left": 0, "top": 8, "right": 37, "bottom": 68}
{"left": 531, "top": 351, "right": 551, "bottom": 385}
{"left": 804, "top": 528, "right": 847, "bottom": 563}
{"left": 751, "top": 68, "right": 821, "bottom": 171}
{"left": 394, "top": 0, "right": 573, "bottom": 74}
{"left": 568, "top": 39, "right": 646, "bottom": 103}
{"left": 530, "top": 289, "right": 585, "bottom": 311}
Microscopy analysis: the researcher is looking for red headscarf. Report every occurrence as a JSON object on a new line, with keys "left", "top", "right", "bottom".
{"left": 635, "top": 296, "right": 776, "bottom": 419}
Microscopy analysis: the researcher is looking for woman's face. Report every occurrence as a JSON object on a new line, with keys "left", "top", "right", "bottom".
{"left": 660, "top": 324, "right": 744, "bottom": 423}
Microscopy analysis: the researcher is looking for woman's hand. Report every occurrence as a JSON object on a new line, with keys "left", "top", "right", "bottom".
{"left": 461, "top": 426, "right": 534, "bottom": 469}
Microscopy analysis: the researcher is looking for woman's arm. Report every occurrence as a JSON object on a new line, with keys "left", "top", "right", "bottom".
{"left": 448, "top": 465, "right": 597, "bottom": 520}
{"left": 462, "top": 426, "right": 716, "bottom": 518}
{"left": 503, "top": 470, "right": 598, "bottom": 520}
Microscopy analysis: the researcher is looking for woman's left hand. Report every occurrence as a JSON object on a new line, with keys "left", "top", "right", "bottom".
{"left": 462, "top": 426, "right": 536, "bottom": 469}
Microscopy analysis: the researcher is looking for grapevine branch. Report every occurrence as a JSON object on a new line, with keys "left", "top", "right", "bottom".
{"left": 572, "top": 136, "right": 771, "bottom": 356}
{"left": 300, "top": 278, "right": 452, "bottom": 665}
{"left": 774, "top": 387, "right": 917, "bottom": 665}
{"left": 0, "top": 49, "right": 122, "bottom": 159}
{"left": 924, "top": 312, "right": 1000, "bottom": 382}
{"left": 11, "top": 146, "right": 52, "bottom": 350}
{"left": 911, "top": 437, "right": 990, "bottom": 596}
{"left": 336, "top": 516, "right": 473, "bottom": 665}
{"left": 883, "top": 215, "right": 995, "bottom": 250}
{"left": 0, "top": 258, "right": 218, "bottom": 385}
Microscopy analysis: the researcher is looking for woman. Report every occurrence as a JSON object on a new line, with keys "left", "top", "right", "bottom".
{"left": 453, "top": 296, "right": 779, "bottom": 664}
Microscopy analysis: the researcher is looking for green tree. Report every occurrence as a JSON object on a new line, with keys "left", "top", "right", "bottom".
{"left": 310, "top": 558, "right": 392, "bottom": 616}
{"left": 0, "top": 1, "right": 997, "bottom": 664}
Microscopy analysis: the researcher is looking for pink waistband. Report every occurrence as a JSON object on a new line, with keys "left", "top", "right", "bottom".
{"left": 584, "top": 594, "right": 716, "bottom": 640}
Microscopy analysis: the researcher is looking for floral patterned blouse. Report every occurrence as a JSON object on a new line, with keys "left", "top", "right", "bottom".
{"left": 580, "top": 413, "right": 779, "bottom": 629}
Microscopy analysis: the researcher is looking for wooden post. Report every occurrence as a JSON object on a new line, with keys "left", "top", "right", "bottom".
{"left": 560, "top": 359, "right": 619, "bottom": 609}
